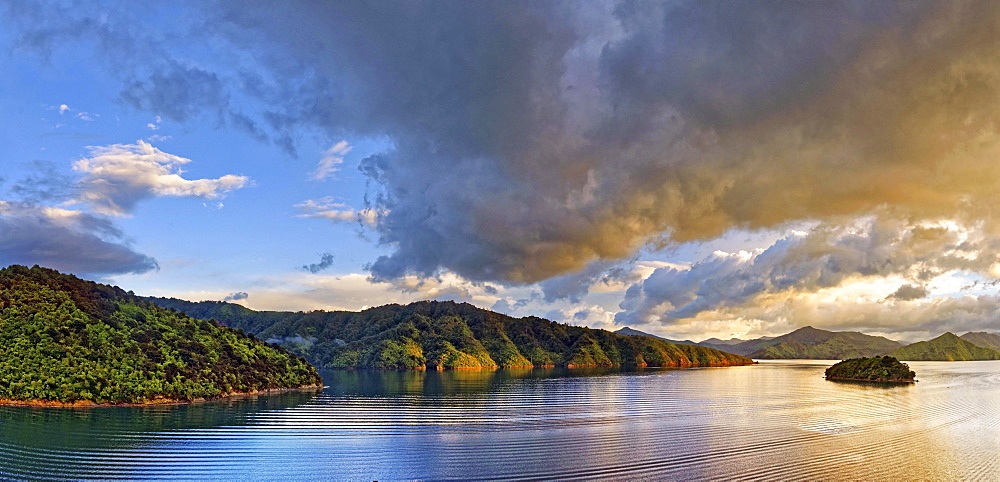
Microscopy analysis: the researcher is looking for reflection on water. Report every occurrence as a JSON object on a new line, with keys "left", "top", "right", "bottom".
{"left": 1, "top": 362, "right": 999, "bottom": 480}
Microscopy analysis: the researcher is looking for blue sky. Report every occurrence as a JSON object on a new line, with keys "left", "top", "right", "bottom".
{"left": 2, "top": 1, "right": 1000, "bottom": 343}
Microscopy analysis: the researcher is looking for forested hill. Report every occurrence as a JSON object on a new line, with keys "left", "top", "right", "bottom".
{"left": 0, "top": 266, "right": 320, "bottom": 405}
{"left": 888, "top": 332, "right": 1000, "bottom": 361}
{"left": 147, "top": 298, "right": 753, "bottom": 370}
{"left": 697, "top": 326, "right": 903, "bottom": 359}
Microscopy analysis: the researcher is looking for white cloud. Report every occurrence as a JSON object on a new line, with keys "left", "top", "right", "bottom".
{"left": 309, "top": 140, "right": 351, "bottom": 181}
{"left": 147, "top": 116, "right": 163, "bottom": 131}
{"left": 158, "top": 270, "right": 503, "bottom": 313}
{"left": 58, "top": 104, "right": 70, "bottom": 114}
{"left": 615, "top": 215, "right": 1000, "bottom": 341}
{"left": 295, "top": 196, "right": 379, "bottom": 227}
{"left": 73, "top": 140, "right": 251, "bottom": 216}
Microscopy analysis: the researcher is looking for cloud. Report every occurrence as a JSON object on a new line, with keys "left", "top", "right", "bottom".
{"left": 58, "top": 104, "right": 69, "bottom": 114}
{"left": 310, "top": 140, "right": 351, "bottom": 181}
{"left": 223, "top": 291, "right": 248, "bottom": 301}
{"left": 0, "top": 201, "right": 158, "bottom": 275}
{"left": 295, "top": 197, "right": 378, "bottom": 227}
{"left": 615, "top": 214, "right": 1000, "bottom": 339}
{"left": 887, "top": 284, "right": 929, "bottom": 301}
{"left": 120, "top": 60, "right": 228, "bottom": 123}
{"left": 218, "top": 0, "right": 1000, "bottom": 286}
{"left": 73, "top": 140, "right": 251, "bottom": 216}
{"left": 7, "top": 161, "right": 76, "bottom": 204}
{"left": 301, "top": 253, "right": 334, "bottom": 274}
{"left": 9, "top": 1, "right": 1000, "bottom": 289}
{"left": 161, "top": 271, "right": 505, "bottom": 314}
{"left": 147, "top": 116, "right": 163, "bottom": 131}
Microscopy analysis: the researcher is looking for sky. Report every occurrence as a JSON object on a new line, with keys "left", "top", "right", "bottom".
{"left": 2, "top": 0, "right": 1000, "bottom": 343}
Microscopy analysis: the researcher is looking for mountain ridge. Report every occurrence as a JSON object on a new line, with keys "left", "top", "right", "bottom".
{"left": 148, "top": 298, "right": 753, "bottom": 370}
{"left": 888, "top": 332, "right": 1000, "bottom": 361}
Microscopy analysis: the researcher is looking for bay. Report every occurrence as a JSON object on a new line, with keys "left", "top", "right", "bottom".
{"left": 1, "top": 360, "right": 998, "bottom": 480}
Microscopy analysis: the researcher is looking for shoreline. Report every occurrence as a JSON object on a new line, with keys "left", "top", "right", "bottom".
{"left": 330, "top": 360, "right": 756, "bottom": 370}
{"left": 826, "top": 376, "right": 916, "bottom": 384}
{"left": 0, "top": 384, "right": 324, "bottom": 408}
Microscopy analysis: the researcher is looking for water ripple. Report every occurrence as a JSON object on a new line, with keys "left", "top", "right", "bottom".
{"left": 1, "top": 362, "right": 999, "bottom": 480}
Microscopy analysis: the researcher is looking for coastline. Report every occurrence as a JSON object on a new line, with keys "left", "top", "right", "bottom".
{"left": 826, "top": 376, "right": 915, "bottom": 384}
{"left": 332, "top": 360, "right": 756, "bottom": 370}
{"left": 0, "top": 384, "right": 324, "bottom": 408}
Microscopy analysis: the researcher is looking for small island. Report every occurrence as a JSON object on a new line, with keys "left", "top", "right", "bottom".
{"left": 825, "top": 356, "right": 916, "bottom": 383}
{"left": 0, "top": 265, "right": 322, "bottom": 407}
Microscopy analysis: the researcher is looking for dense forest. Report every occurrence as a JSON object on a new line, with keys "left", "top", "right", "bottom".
{"left": 825, "top": 356, "right": 916, "bottom": 382}
{"left": 0, "top": 266, "right": 321, "bottom": 405}
{"left": 148, "top": 298, "right": 753, "bottom": 370}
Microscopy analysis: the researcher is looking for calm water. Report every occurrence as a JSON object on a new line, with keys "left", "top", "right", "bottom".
{"left": 2, "top": 360, "right": 999, "bottom": 480}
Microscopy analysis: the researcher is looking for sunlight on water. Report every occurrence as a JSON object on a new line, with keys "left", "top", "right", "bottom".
{"left": 1, "top": 361, "right": 998, "bottom": 480}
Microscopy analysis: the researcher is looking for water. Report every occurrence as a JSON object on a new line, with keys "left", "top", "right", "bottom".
{"left": 1, "top": 360, "right": 998, "bottom": 480}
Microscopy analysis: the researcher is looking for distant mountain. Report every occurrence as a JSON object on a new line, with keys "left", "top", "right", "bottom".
{"left": 888, "top": 332, "right": 1000, "bottom": 361}
{"left": 614, "top": 327, "right": 697, "bottom": 345}
{"left": 706, "top": 326, "right": 902, "bottom": 359}
{"left": 700, "top": 337, "right": 756, "bottom": 346}
{"left": 149, "top": 298, "right": 752, "bottom": 369}
{"left": 960, "top": 332, "right": 1000, "bottom": 352}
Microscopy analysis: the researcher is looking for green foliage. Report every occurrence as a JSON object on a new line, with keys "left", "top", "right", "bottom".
{"left": 149, "top": 298, "right": 754, "bottom": 370}
{"left": 888, "top": 332, "right": 1000, "bottom": 361}
{"left": 0, "top": 265, "right": 321, "bottom": 404}
{"left": 825, "top": 356, "right": 916, "bottom": 382}
{"left": 960, "top": 332, "right": 1000, "bottom": 352}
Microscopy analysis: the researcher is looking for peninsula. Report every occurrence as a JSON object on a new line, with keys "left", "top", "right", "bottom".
{"left": 0, "top": 265, "right": 321, "bottom": 406}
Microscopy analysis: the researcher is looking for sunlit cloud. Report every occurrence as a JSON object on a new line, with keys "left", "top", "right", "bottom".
{"left": 73, "top": 140, "right": 251, "bottom": 216}
{"left": 295, "top": 196, "right": 379, "bottom": 227}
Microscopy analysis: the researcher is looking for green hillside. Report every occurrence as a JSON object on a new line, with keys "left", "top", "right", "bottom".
{"left": 0, "top": 265, "right": 321, "bottom": 405}
{"left": 149, "top": 298, "right": 753, "bottom": 370}
{"left": 960, "top": 332, "right": 1000, "bottom": 352}
{"left": 888, "top": 332, "right": 1000, "bottom": 361}
{"left": 613, "top": 327, "right": 696, "bottom": 345}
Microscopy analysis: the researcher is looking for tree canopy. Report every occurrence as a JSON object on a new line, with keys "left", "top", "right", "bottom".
{"left": 0, "top": 265, "right": 320, "bottom": 405}
{"left": 825, "top": 356, "right": 916, "bottom": 383}
{"left": 149, "top": 298, "right": 754, "bottom": 370}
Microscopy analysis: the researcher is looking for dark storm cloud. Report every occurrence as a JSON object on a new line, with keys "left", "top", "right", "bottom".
{"left": 0, "top": 203, "right": 159, "bottom": 275}
{"left": 8, "top": 0, "right": 1000, "bottom": 290}
{"left": 212, "top": 0, "right": 1000, "bottom": 287}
